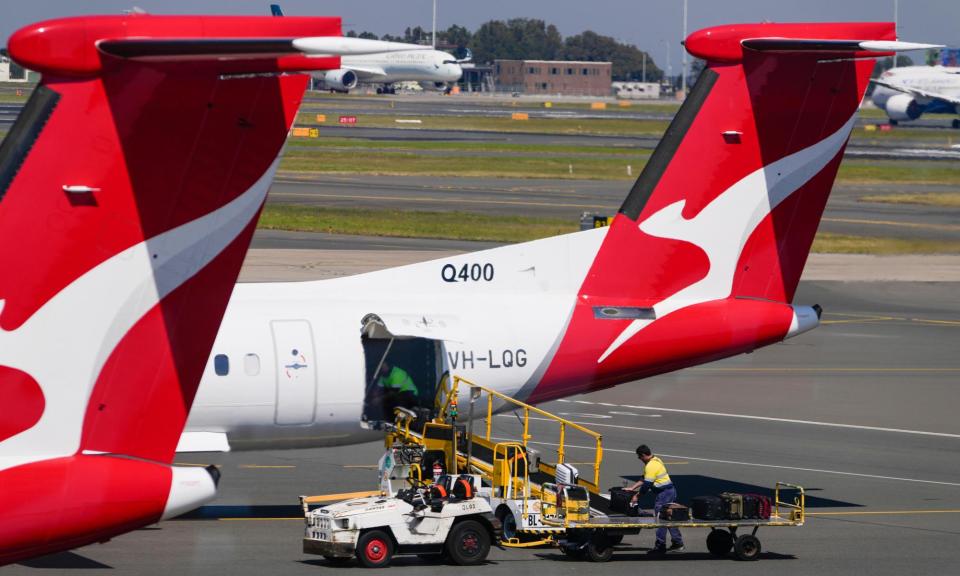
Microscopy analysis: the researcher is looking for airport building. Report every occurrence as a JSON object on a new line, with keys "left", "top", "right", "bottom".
{"left": 494, "top": 59, "right": 612, "bottom": 96}
{"left": 0, "top": 55, "right": 28, "bottom": 82}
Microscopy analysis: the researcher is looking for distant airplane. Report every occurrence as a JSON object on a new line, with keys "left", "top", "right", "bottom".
{"left": 871, "top": 49, "right": 960, "bottom": 127}
{"left": 0, "top": 12, "right": 416, "bottom": 566}
{"left": 178, "top": 24, "right": 929, "bottom": 452}
{"left": 271, "top": 4, "right": 466, "bottom": 93}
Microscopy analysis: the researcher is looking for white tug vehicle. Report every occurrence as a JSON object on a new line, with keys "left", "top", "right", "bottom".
{"left": 302, "top": 445, "right": 501, "bottom": 568}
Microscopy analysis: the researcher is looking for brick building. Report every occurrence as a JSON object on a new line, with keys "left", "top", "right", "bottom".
{"left": 494, "top": 59, "right": 612, "bottom": 96}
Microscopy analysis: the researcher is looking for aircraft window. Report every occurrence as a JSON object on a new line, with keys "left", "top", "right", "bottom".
{"left": 582, "top": 68, "right": 589, "bottom": 75}
{"left": 214, "top": 354, "right": 230, "bottom": 376}
{"left": 0, "top": 85, "right": 60, "bottom": 202}
{"left": 243, "top": 353, "right": 261, "bottom": 376}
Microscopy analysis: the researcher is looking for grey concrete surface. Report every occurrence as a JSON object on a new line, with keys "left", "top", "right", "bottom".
{"left": 7, "top": 276, "right": 959, "bottom": 574}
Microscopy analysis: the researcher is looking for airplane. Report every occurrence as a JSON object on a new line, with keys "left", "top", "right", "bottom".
{"left": 0, "top": 11, "right": 421, "bottom": 566}
{"left": 271, "top": 4, "right": 466, "bottom": 94}
{"left": 179, "top": 23, "right": 931, "bottom": 452}
{"left": 871, "top": 50, "right": 960, "bottom": 127}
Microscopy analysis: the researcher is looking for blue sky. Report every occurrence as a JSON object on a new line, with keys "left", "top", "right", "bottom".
{"left": 3, "top": 0, "right": 957, "bottom": 73}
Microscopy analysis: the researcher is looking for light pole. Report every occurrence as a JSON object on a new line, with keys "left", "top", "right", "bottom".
{"left": 661, "top": 38, "right": 672, "bottom": 91}
{"left": 892, "top": 0, "right": 898, "bottom": 67}
{"left": 432, "top": 0, "right": 438, "bottom": 48}
{"left": 681, "top": 0, "right": 688, "bottom": 96}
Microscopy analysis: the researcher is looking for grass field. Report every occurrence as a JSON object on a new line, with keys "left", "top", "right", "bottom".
{"left": 288, "top": 136, "right": 642, "bottom": 155}
{"left": 260, "top": 204, "right": 960, "bottom": 254}
{"left": 860, "top": 192, "right": 960, "bottom": 207}
{"left": 259, "top": 205, "right": 576, "bottom": 243}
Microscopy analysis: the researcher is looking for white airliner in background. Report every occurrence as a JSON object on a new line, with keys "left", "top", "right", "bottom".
{"left": 176, "top": 23, "right": 923, "bottom": 454}
{"left": 871, "top": 65, "right": 960, "bottom": 127}
{"left": 272, "top": 4, "right": 466, "bottom": 93}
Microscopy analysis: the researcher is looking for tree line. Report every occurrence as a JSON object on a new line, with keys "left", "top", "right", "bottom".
{"left": 346, "top": 18, "right": 664, "bottom": 82}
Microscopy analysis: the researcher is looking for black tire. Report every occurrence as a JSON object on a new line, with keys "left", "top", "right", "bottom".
{"left": 445, "top": 519, "right": 491, "bottom": 566}
{"left": 560, "top": 544, "right": 586, "bottom": 560}
{"left": 733, "top": 534, "right": 761, "bottom": 561}
{"left": 496, "top": 507, "right": 519, "bottom": 542}
{"left": 889, "top": 119, "right": 899, "bottom": 126}
{"left": 585, "top": 537, "right": 614, "bottom": 562}
{"left": 706, "top": 529, "right": 734, "bottom": 557}
{"left": 952, "top": 118, "right": 960, "bottom": 130}
{"left": 323, "top": 555, "right": 352, "bottom": 565}
{"left": 356, "top": 530, "right": 394, "bottom": 568}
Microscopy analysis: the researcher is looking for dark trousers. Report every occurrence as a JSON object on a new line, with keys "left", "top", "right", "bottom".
{"left": 653, "top": 486, "right": 683, "bottom": 546}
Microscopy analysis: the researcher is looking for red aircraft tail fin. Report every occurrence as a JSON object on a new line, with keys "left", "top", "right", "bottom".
{"left": 532, "top": 23, "right": 898, "bottom": 401}
{"left": 0, "top": 14, "right": 340, "bottom": 563}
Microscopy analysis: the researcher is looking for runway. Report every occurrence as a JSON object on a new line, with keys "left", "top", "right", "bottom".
{"left": 7, "top": 270, "right": 959, "bottom": 574}
{"left": 267, "top": 175, "right": 960, "bottom": 243}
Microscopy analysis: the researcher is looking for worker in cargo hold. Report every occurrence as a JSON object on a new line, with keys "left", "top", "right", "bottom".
{"left": 375, "top": 361, "right": 419, "bottom": 410}
{"left": 629, "top": 444, "right": 684, "bottom": 554}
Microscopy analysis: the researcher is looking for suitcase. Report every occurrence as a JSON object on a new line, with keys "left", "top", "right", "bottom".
{"left": 555, "top": 463, "right": 579, "bottom": 486}
{"left": 659, "top": 503, "right": 690, "bottom": 521}
{"left": 720, "top": 492, "right": 744, "bottom": 520}
{"left": 691, "top": 495, "right": 724, "bottom": 520}
{"left": 744, "top": 493, "right": 772, "bottom": 519}
{"left": 609, "top": 487, "right": 637, "bottom": 514}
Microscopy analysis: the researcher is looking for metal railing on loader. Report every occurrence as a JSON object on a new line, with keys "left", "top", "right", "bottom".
{"left": 387, "top": 375, "right": 605, "bottom": 497}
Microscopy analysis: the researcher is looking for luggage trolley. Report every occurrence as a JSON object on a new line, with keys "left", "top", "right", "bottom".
{"left": 547, "top": 482, "right": 806, "bottom": 562}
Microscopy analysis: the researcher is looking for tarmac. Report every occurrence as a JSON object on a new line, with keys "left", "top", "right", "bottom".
{"left": 8, "top": 249, "right": 960, "bottom": 575}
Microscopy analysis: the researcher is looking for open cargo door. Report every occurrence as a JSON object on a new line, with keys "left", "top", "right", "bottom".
{"left": 359, "top": 313, "right": 459, "bottom": 428}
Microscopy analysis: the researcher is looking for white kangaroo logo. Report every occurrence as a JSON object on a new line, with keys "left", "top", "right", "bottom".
{"left": 0, "top": 159, "right": 279, "bottom": 470}
{"left": 598, "top": 115, "right": 856, "bottom": 363}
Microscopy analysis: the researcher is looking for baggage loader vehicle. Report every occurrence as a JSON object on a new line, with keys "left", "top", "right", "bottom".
{"left": 302, "top": 375, "right": 805, "bottom": 564}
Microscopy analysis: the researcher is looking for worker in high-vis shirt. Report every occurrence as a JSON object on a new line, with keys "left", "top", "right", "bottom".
{"left": 376, "top": 361, "right": 419, "bottom": 409}
{"left": 629, "top": 444, "right": 684, "bottom": 554}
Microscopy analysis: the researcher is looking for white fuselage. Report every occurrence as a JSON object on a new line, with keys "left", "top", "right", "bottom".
{"left": 184, "top": 229, "right": 606, "bottom": 450}
{"left": 344, "top": 49, "right": 462, "bottom": 84}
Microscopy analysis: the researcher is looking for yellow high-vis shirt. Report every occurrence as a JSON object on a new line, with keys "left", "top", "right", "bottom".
{"left": 644, "top": 456, "right": 672, "bottom": 488}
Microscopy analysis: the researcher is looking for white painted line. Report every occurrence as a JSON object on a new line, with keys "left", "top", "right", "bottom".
{"left": 619, "top": 405, "right": 960, "bottom": 439}
{"left": 514, "top": 415, "right": 695, "bottom": 436}
{"left": 608, "top": 411, "right": 662, "bottom": 418}
{"left": 556, "top": 399, "right": 571, "bottom": 403}
{"left": 575, "top": 400, "right": 595, "bottom": 405}
{"left": 559, "top": 412, "right": 613, "bottom": 419}
{"left": 516, "top": 440, "right": 960, "bottom": 487}
{"left": 598, "top": 403, "right": 617, "bottom": 407}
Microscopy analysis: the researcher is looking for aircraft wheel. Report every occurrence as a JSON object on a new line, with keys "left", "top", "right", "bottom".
{"left": 952, "top": 118, "right": 960, "bottom": 129}
{"left": 733, "top": 534, "right": 761, "bottom": 561}
{"left": 889, "top": 119, "right": 899, "bottom": 126}
{"left": 706, "top": 529, "right": 733, "bottom": 556}
{"left": 445, "top": 519, "right": 491, "bottom": 565}
{"left": 356, "top": 530, "right": 394, "bottom": 568}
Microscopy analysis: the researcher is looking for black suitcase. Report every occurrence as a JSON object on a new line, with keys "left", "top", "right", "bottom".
{"left": 691, "top": 495, "right": 724, "bottom": 520}
{"left": 609, "top": 487, "right": 637, "bottom": 514}
{"left": 741, "top": 494, "right": 760, "bottom": 519}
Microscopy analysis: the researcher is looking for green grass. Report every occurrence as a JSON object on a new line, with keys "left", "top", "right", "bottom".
{"left": 259, "top": 204, "right": 960, "bottom": 254}
{"left": 859, "top": 192, "right": 960, "bottom": 207}
{"left": 288, "top": 136, "right": 641, "bottom": 156}
{"left": 280, "top": 149, "right": 647, "bottom": 180}
{"left": 837, "top": 161, "right": 960, "bottom": 185}
{"left": 811, "top": 232, "right": 960, "bottom": 254}
{"left": 259, "top": 204, "right": 576, "bottom": 243}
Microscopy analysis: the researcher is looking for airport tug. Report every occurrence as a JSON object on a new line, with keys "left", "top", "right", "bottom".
{"left": 302, "top": 377, "right": 806, "bottom": 566}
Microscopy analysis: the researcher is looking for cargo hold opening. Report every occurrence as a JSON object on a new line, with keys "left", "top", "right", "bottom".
{"left": 360, "top": 314, "right": 448, "bottom": 428}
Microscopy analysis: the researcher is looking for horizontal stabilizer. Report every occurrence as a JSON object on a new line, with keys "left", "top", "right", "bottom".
{"left": 742, "top": 38, "right": 942, "bottom": 53}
